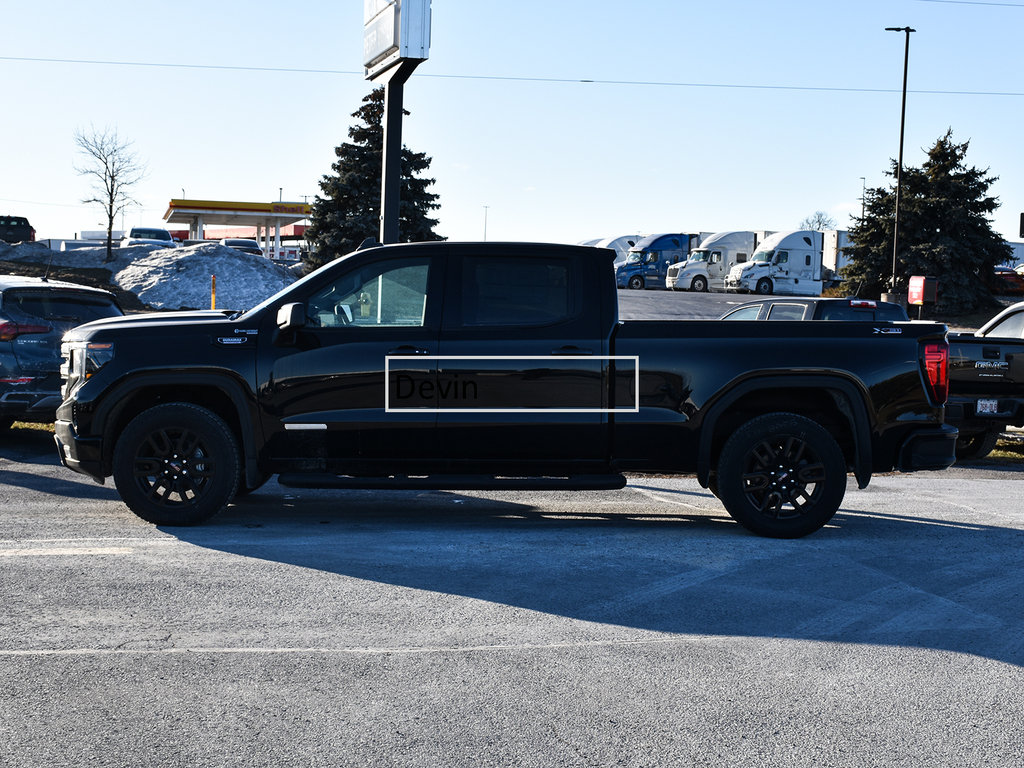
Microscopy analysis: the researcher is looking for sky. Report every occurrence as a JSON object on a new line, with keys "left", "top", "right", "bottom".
{"left": 2, "top": 0, "right": 1023, "bottom": 249}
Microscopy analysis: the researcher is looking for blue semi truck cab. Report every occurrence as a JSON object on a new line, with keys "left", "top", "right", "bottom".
{"left": 616, "top": 233, "right": 700, "bottom": 289}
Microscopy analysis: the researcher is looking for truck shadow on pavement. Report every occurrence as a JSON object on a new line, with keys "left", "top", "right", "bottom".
{"left": 168, "top": 482, "right": 1024, "bottom": 668}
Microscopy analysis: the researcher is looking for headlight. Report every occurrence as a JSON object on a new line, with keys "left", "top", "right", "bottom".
{"left": 64, "top": 341, "right": 115, "bottom": 385}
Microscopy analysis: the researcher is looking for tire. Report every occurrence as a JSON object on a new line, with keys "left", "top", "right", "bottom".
{"left": 716, "top": 413, "right": 847, "bottom": 538}
{"left": 112, "top": 403, "right": 240, "bottom": 526}
{"left": 954, "top": 428, "right": 1001, "bottom": 460}
{"left": 691, "top": 275, "right": 708, "bottom": 292}
{"left": 628, "top": 275, "right": 645, "bottom": 290}
{"left": 755, "top": 278, "right": 773, "bottom": 295}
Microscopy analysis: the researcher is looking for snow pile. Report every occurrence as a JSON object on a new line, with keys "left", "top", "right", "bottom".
{"left": 0, "top": 241, "right": 298, "bottom": 311}
{"left": 115, "top": 244, "right": 296, "bottom": 310}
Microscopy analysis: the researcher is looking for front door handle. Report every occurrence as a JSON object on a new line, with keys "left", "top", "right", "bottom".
{"left": 388, "top": 346, "right": 431, "bottom": 355}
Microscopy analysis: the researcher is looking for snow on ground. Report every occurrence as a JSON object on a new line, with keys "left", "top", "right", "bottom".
{"left": 0, "top": 241, "right": 298, "bottom": 311}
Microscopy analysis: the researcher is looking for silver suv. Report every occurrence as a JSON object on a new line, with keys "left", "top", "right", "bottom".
{"left": 0, "top": 276, "right": 123, "bottom": 430}
{"left": 120, "top": 227, "right": 178, "bottom": 249}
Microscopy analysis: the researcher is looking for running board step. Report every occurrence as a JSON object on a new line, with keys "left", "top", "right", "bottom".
{"left": 276, "top": 473, "right": 628, "bottom": 491}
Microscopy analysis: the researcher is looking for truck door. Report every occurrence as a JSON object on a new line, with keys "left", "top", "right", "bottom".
{"left": 257, "top": 248, "right": 444, "bottom": 470}
{"left": 435, "top": 248, "right": 609, "bottom": 472}
{"left": 707, "top": 250, "right": 723, "bottom": 281}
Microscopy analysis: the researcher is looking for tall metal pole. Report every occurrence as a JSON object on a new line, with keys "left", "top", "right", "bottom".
{"left": 885, "top": 26, "right": 915, "bottom": 291}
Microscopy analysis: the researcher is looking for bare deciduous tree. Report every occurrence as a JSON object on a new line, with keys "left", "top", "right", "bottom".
{"left": 798, "top": 210, "right": 837, "bottom": 231}
{"left": 74, "top": 126, "right": 146, "bottom": 262}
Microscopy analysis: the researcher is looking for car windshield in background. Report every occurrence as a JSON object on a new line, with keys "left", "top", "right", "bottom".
{"left": 688, "top": 250, "right": 709, "bottom": 263}
{"left": 818, "top": 303, "right": 907, "bottom": 321}
{"left": 131, "top": 229, "right": 172, "bottom": 240}
{"left": 8, "top": 291, "right": 123, "bottom": 323}
{"left": 751, "top": 249, "right": 773, "bottom": 264}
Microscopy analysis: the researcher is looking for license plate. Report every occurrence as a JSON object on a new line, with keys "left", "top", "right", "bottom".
{"left": 977, "top": 398, "right": 999, "bottom": 414}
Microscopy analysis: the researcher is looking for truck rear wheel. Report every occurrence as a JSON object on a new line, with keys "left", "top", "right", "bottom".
{"left": 755, "top": 278, "right": 773, "bottom": 295}
{"left": 716, "top": 413, "right": 846, "bottom": 538}
{"left": 112, "top": 403, "right": 240, "bottom": 526}
{"left": 628, "top": 275, "right": 645, "bottom": 290}
{"left": 691, "top": 275, "right": 708, "bottom": 292}
{"left": 954, "top": 427, "right": 1002, "bottom": 460}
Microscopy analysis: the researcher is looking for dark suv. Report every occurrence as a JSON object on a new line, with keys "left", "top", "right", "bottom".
{"left": 0, "top": 216, "right": 35, "bottom": 244}
{"left": 1, "top": 276, "right": 123, "bottom": 430}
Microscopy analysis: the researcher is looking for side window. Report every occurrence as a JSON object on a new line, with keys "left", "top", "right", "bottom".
{"left": 645, "top": 252, "right": 658, "bottom": 264}
{"left": 306, "top": 257, "right": 430, "bottom": 328}
{"left": 710, "top": 251, "right": 721, "bottom": 264}
{"left": 776, "top": 251, "right": 789, "bottom": 265}
{"left": 736, "top": 252, "right": 747, "bottom": 263}
{"left": 766, "top": 303, "right": 807, "bottom": 320}
{"left": 805, "top": 254, "right": 812, "bottom": 266}
{"left": 721, "top": 305, "right": 763, "bottom": 320}
{"left": 462, "top": 255, "right": 572, "bottom": 326}
{"left": 986, "top": 312, "right": 1024, "bottom": 339}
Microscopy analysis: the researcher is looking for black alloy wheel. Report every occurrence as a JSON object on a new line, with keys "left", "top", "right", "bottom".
{"left": 717, "top": 412, "right": 847, "bottom": 538}
{"left": 113, "top": 403, "right": 239, "bottom": 525}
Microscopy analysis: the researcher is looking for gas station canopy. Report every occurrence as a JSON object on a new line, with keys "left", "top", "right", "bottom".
{"left": 164, "top": 198, "right": 312, "bottom": 257}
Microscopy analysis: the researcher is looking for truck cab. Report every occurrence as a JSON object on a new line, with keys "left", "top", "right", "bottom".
{"left": 725, "top": 230, "right": 824, "bottom": 296}
{"left": 667, "top": 231, "right": 766, "bottom": 292}
{"left": 616, "top": 233, "right": 697, "bottom": 290}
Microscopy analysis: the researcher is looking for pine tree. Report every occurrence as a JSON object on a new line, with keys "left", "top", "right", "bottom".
{"left": 842, "top": 129, "right": 1010, "bottom": 314}
{"left": 305, "top": 88, "right": 443, "bottom": 269}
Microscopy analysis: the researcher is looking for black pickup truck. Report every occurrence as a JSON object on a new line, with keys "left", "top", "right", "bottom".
{"left": 947, "top": 300, "right": 1024, "bottom": 459}
{"left": 54, "top": 242, "right": 957, "bottom": 538}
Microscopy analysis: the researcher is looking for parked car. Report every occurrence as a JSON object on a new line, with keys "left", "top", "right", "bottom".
{"left": 120, "top": 227, "right": 178, "bottom": 249}
{"left": 992, "top": 266, "right": 1024, "bottom": 295}
{"left": 719, "top": 297, "right": 909, "bottom": 322}
{"left": 220, "top": 238, "right": 264, "bottom": 257}
{"left": 946, "top": 300, "right": 1024, "bottom": 459}
{"left": 0, "top": 215, "right": 35, "bottom": 244}
{"left": 0, "top": 276, "right": 123, "bottom": 430}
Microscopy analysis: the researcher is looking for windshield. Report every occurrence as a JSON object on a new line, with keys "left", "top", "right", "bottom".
{"left": 235, "top": 249, "right": 360, "bottom": 320}
{"left": 625, "top": 252, "right": 643, "bottom": 265}
{"left": 131, "top": 229, "right": 172, "bottom": 241}
{"left": 688, "top": 249, "right": 709, "bottom": 263}
{"left": 752, "top": 249, "right": 774, "bottom": 264}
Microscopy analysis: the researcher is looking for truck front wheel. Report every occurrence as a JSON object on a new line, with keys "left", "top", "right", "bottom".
{"left": 716, "top": 413, "right": 846, "bottom": 538}
{"left": 112, "top": 403, "right": 240, "bottom": 526}
{"left": 755, "top": 278, "right": 773, "bottom": 295}
{"left": 628, "top": 275, "right": 645, "bottom": 290}
{"left": 690, "top": 275, "right": 708, "bottom": 292}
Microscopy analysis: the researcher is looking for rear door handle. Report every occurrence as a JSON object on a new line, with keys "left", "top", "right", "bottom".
{"left": 388, "top": 346, "right": 431, "bottom": 355}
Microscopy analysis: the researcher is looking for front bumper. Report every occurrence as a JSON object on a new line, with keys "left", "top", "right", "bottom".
{"left": 54, "top": 418, "right": 106, "bottom": 483}
{"left": 896, "top": 423, "right": 958, "bottom": 472}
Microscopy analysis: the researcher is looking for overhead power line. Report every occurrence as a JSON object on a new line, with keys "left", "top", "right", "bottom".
{"left": 1, "top": 54, "right": 1022, "bottom": 97}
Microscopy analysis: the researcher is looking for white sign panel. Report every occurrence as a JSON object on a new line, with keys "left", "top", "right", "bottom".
{"left": 364, "top": 0, "right": 431, "bottom": 80}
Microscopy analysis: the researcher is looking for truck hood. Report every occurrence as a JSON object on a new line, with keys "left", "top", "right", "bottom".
{"left": 62, "top": 310, "right": 238, "bottom": 341}
{"left": 731, "top": 262, "right": 768, "bottom": 278}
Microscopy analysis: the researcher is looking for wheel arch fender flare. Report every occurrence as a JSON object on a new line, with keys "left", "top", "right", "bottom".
{"left": 93, "top": 371, "right": 260, "bottom": 486}
{"left": 695, "top": 373, "right": 874, "bottom": 490}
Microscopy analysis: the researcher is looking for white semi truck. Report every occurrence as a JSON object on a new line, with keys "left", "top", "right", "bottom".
{"left": 666, "top": 231, "right": 773, "bottom": 292}
{"left": 724, "top": 230, "right": 830, "bottom": 296}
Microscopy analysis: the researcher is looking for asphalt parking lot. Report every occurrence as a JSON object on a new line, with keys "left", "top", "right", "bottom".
{"left": 1, "top": 427, "right": 1022, "bottom": 767}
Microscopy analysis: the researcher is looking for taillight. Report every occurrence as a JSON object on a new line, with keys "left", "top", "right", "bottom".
{"left": 923, "top": 341, "right": 949, "bottom": 405}
{"left": 0, "top": 321, "right": 53, "bottom": 341}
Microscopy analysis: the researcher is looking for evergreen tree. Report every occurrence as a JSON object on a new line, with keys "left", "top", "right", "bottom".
{"left": 842, "top": 129, "right": 1010, "bottom": 313}
{"left": 305, "top": 88, "right": 443, "bottom": 269}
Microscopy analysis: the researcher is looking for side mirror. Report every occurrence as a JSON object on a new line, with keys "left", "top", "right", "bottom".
{"left": 277, "top": 302, "right": 306, "bottom": 331}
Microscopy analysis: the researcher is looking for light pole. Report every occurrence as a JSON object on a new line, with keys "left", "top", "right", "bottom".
{"left": 483, "top": 206, "right": 489, "bottom": 241}
{"left": 885, "top": 26, "right": 915, "bottom": 293}
{"left": 860, "top": 177, "right": 866, "bottom": 221}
